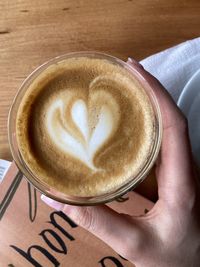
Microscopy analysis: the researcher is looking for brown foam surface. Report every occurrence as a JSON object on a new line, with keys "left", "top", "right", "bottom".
{"left": 16, "top": 57, "right": 155, "bottom": 197}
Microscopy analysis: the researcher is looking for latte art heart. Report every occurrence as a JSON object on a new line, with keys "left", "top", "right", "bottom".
{"left": 46, "top": 92, "right": 120, "bottom": 171}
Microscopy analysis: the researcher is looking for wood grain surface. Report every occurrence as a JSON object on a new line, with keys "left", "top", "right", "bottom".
{"left": 0, "top": 0, "right": 200, "bottom": 160}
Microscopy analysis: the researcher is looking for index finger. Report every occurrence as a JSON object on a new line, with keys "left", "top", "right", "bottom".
{"left": 127, "top": 59, "right": 196, "bottom": 204}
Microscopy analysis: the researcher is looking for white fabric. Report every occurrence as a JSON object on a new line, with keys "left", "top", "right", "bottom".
{"left": 140, "top": 37, "right": 200, "bottom": 102}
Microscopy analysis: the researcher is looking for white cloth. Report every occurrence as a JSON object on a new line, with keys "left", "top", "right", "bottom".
{"left": 140, "top": 37, "right": 200, "bottom": 102}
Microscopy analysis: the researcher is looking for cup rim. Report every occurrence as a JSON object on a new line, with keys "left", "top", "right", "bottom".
{"left": 8, "top": 51, "right": 162, "bottom": 205}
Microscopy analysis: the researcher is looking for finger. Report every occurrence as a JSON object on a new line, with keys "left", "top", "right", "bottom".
{"left": 127, "top": 57, "right": 184, "bottom": 127}
{"left": 41, "top": 195, "right": 144, "bottom": 259}
{"left": 127, "top": 59, "right": 196, "bottom": 203}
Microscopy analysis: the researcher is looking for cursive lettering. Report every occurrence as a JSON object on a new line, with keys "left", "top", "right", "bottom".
{"left": 10, "top": 245, "right": 60, "bottom": 267}
{"left": 39, "top": 229, "right": 67, "bottom": 254}
{"left": 10, "top": 211, "right": 76, "bottom": 266}
{"left": 48, "top": 211, "right": 77, "bottom": 240}
{"left": 99, "top": 256, "right": 124, "bottom": 267}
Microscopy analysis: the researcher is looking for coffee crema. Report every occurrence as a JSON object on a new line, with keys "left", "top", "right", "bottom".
{"left": 16, "top": 57, "right": 155, "bottom": 196}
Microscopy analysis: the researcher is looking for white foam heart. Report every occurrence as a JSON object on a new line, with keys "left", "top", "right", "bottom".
{"left": 46, "top": 96, "right": 118, "bottom": 171}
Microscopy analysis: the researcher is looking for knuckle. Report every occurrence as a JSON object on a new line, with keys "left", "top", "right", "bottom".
{"left": 74, "top": 207, "right": 97, "bottom": 231}
{"left": 119, "top": 229, "right": 145, "bottom": 261}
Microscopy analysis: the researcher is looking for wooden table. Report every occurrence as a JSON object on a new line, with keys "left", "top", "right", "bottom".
{"left": 0, "top": 0, "right": 200, "bottom": 160}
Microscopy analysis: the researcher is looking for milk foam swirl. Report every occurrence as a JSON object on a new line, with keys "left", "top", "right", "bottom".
{"left": 46, "top": 78, "right": 120, "bottom": 171}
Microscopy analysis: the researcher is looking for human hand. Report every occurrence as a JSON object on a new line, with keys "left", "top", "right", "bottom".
{"left": 41, "top": 59, "right": 200, "bottom": 267}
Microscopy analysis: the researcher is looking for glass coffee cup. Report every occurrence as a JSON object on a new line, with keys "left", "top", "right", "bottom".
{"left": 8, "top": 52, "right": 162, "bottom": 205}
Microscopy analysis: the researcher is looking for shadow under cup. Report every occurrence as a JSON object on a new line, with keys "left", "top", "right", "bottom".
{"left": 8, "top": 52, "right": 162, "bottom": 205}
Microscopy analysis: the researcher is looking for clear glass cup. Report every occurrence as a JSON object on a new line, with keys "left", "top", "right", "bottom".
{"left": 8, "top": 52, "right": 162, "bottom": 205}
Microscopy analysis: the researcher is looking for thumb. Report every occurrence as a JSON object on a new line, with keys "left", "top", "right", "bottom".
{"left": 41, "top": 195, "right": 145, "bottom": 260}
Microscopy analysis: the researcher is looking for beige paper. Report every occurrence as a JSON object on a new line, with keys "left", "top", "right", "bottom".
{"left": 0, "top": 162, "right": 153, "bottom": 266}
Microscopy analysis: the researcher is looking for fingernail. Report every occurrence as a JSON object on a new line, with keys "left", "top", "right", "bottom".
{"left": 41, "top": 195, "right": 64, "bottom": 211}
{"left": 127, "top": 57, "right": 138, "bottom": 64}
{"left": 127, "top": 57, "right": 144, "bottom": 69}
